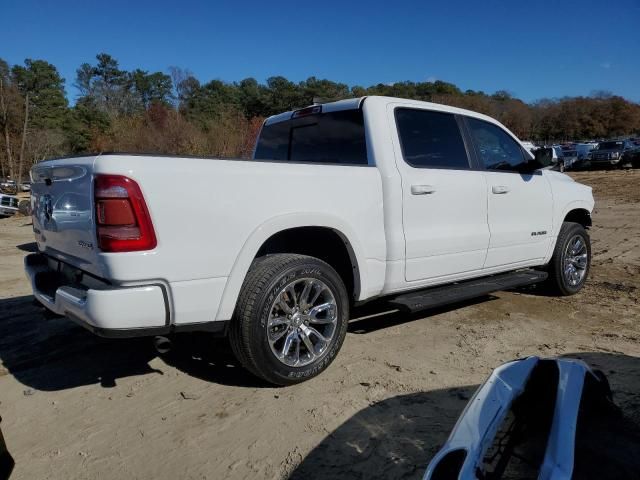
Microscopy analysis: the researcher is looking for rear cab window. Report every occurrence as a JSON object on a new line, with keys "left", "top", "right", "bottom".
{"left": 394, "top": 108, "right": 470, "bottom": 169}
{"left": 254, "top": 109, "right": 368, "bottom": 165}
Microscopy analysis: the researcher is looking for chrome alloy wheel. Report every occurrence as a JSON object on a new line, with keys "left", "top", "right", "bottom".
{"left": 563, "top": 234, "right": 588, "bottom": 286}
{"left": 267, "top": 278, "right": 338, "bottom": 367}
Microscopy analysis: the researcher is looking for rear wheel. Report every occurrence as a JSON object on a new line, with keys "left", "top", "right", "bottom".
{"left": 229, "top": 254, "right": 349, "bottom": 385}
{"left": 544, "top": 222, "right": 591, "bottom": 295}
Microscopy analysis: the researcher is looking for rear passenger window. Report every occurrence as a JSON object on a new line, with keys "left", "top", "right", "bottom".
{"left": 466, "top": 117, "right": 528, "bottom": 172}
{"left": 395, "top": 108, "right": 469, "bottom": 169}
{"left": 254, "top": 109, "right": 368, "bottom": 165}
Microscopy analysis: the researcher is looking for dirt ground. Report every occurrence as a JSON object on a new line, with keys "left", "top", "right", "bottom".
{"left": 0, "top": 170, "right": 639, "bottom": 480}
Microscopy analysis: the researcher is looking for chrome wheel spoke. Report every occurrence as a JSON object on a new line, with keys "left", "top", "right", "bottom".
{"left": 280, "top": 331, "right": 297, "bottom": 358}
{"left": 278, "top": 294, "right": 293, "bottom": 315}
{"left": 293, "top": 336, "right": 301, "bottom": 365}
{"left": 572, "top": 238, "right": 583, "bottom": 255}
{"left": 285, "top": 284, "right": 298, "bottom": 307}
{"left": 306, "top": 325, "right": 329, "bottom": 343}
{"left": 571, "top": 269, "right": 580, "bottom": 285}
{"left": 308, "top": 302, "right": 337, "bottom": 324}
{"left": 299, "top": 280, "right": 314, "bottom": 311}
{"left": 574, "top": 253, "right": 588, "bottom": 269}
{"left": 298, "top": 328, "right": 317, "bottom": 359}
{"left": 308, "top": 284, "right": 325, "bottom": 307}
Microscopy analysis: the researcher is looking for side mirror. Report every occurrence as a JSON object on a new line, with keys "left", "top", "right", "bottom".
{"left": 534, "top": 148, "right": 554, "bottom": 168}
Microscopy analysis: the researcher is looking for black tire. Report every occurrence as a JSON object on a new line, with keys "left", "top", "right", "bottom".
{"left": 229, "top": 254, "right": 349, "bottom": 386}
{"left": 545, "top": 222, "right": 591, "bottom": 296}
{"left": 621, "top": 156, "right": 633, "bottom": 169}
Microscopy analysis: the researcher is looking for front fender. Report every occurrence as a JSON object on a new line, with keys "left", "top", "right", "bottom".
{"left": 543, "top": 199, "right": 595, "bottom": 263}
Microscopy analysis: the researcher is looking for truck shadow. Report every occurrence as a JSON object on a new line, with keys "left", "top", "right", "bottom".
{"left": 0, "top": 293, "right": 500, "bottom": 391}
{"left": 158, "top": 334, "right": 269, "bottom": 388}
{"left": 0, "top": 295, "right": 268, "bottom": 390}
{"left": 289, "top": 352, "right": 640, "bottom": 480}
{"left": 0, "top": 295, "right": 162, "bottom": 390}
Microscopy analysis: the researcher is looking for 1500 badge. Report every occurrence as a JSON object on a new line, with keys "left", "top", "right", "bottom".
{"left": 78, "top": 240, "right": 94, "bottom": 250}
{"left": 531, "top": 231, "right": 547, "bottom": 236}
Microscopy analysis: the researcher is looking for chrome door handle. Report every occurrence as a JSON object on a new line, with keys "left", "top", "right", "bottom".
{"left": 411, "top": 185, "right": 436, "bottom": 195}
{"left": 492, "top": 185, "right": 510, "bottom": 194}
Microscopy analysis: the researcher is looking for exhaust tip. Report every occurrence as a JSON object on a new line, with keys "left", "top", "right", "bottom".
{"left": 153, "top": 336, "right": 172, "bottom": 354}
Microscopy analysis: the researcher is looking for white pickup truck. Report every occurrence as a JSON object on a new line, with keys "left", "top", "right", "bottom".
{"left": 25, "top": 96, "right": 594, "bottom": 385}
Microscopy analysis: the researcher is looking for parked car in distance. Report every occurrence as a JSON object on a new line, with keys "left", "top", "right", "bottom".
{"left": 558, "top": 144, "right": 579, "bottom": 171}
{"left": 575, "top": 142, "right": 598, "bottom": 160}
{"left": 571, "top": 142, "right": 599, "bottom": 169}
{"left": 20, "top": 182, "right": 31, "bottom": 192}
{"left": 587, "top": 140, "right": 636, "bottom": 169}
{"left": 0, "top": 193, "right": 19, "bottom": 217}
{"left": 24, "top": 96, "right": 595, "bottom": 385}
{"left": 0, "top": 179, "right": 17, "bottom": 195}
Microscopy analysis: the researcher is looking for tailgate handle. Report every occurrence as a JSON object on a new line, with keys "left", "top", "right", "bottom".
{"left": 411, "top": 185, "right": 436, "bottom": 195}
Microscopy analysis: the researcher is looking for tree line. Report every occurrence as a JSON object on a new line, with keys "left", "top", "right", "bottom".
{"left": 1, "top": 53, "right": 639, "bottom": 184}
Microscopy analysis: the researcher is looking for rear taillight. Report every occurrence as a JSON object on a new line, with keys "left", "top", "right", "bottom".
{"left": 94, "top": 175, "right": 157, "bottom": 252}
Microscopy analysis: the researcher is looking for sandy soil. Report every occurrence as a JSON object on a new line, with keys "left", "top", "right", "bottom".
{"left": 0, "top": 170, "right": 639, "bottom": 479}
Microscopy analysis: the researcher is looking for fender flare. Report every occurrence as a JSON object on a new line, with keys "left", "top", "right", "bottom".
{"left": 558, "top": 200, "right": 593, "bottom": 230}
{"left": 214, "top": 212, "right": 369, "bottom": 320}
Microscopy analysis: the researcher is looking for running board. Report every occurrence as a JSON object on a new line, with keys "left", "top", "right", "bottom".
{"left": 388, "top": 269, "right": 548, "bottom": 313}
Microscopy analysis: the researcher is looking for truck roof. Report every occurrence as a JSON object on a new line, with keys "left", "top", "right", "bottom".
{"left": 264, "top": 95, "right": 506, "bottom": 128}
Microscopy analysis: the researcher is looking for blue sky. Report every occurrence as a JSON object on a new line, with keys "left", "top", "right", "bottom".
{"left": 2, "top": 0, "right": 639, "bottom": 103}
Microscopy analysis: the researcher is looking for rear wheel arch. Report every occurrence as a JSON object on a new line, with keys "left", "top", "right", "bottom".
{"left": 215, "top": 220, "right": 365, "bottom": 321}
{"left": 255, "top": 226, "right": 361, "bottom": 302}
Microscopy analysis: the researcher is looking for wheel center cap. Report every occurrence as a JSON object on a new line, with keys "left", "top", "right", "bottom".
{"left": 291, "top": 313, "right": 303, "bottom": 327}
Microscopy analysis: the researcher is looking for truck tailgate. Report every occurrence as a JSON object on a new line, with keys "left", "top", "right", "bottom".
{"left": 30, "top": 156, "right": 104, "bottom": 277}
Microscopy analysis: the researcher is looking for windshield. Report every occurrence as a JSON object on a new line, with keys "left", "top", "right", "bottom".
{"left": 254, "top": 109, "right": 368, "bottom": 165}
{"left": 597, "top": 141, "right": 624, "bottom": 150}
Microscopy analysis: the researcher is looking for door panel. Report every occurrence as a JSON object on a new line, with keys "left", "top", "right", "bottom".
{"left": 463, "top": 116, "right": 554, "bottom": 268}
{"left": 483, "top": 171, "right": 553, "bottom": 267}
{"left": 391, "top": 106, "right": 490, "bottom": 283}
{"left": 403, "top": 169, "right": 490, "bottom": 281}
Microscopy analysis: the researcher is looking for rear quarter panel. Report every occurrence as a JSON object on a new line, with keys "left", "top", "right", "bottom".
{"left": 93, "top": 155, "right": 386, "bottom": 322}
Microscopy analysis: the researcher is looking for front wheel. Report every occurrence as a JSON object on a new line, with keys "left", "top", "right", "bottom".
{"left": 229, "top": 254, "right": 349, "bottom": 385}
{"left": 544, "top": 222, "right": 591, "bottom": 295}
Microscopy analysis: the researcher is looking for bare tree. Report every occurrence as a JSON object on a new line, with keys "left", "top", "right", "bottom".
{"left": 0, "top": 76, "right": 13, "bottom": 179}
{"left": 17, "top": 91, "right": 29, "bottom": 186}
